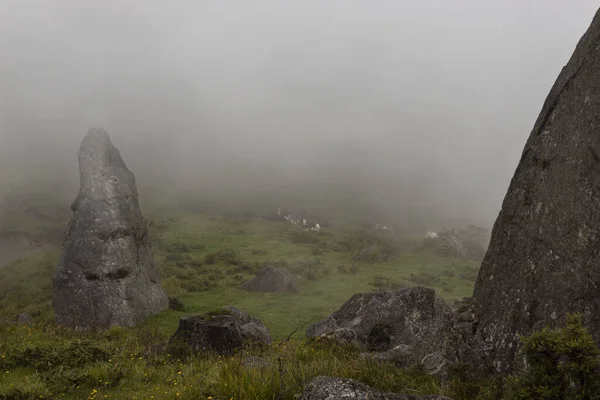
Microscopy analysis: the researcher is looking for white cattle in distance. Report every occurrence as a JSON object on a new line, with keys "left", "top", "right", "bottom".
{"left": 425, "top": 231, "right": 439, "bottom": 239}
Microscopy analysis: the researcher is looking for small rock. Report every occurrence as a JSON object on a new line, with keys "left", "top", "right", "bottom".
{"left": 298, "top": 376, "right": 453, "bottom": 400}
{"left": 421, "top": 353, "right": 447, "bottom": 376}
{"left": 224, "top": 306, "right": 272, "bottom": 344}
{"left": 168, "top": 314, "right": 243, "bottom": 356}
{"left": 17, "top": 313, "right": 33, "bottom": 325}
{"left": 241, "top": 265, "right": 298, "bottom": 293}
{"left": 169, "top": 297, "right": 185, "bottom": 311}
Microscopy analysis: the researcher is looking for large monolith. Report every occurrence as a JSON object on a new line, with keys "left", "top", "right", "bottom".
{"left": 472, "top": 8, "right": 600, "bottom": 374}
{"left": 53, "top": 128, "right": 168, "bottom": 328}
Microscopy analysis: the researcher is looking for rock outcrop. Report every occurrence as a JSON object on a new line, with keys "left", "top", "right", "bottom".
{"left": 168, "top": 307, "right": 271, "bottom": 356}
{"left": 298, "top": 376, "right": 453, "bottom": 400}
{"left": 169, "top": 314, "right": 244, "bottom": 356}
{"left": 16, "top": 313, "right": 33, "bottom": 325}
{"left": 224, "top": 306, "right": 272, "bottom": 344}
{"left": 473, "top": 8, "right": 600, "bottom": 374}
{"left": 52, "top": 128, "right": 168, "bottom": 328}
{"left": 241, "top": 265, "right": 298, "bottom": 293}
{"left": 306, "top": 287, "right": 451, "bottom": 371}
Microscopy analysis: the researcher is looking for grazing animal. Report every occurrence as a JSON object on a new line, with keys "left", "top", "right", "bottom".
{"left": 425, "top": 231, "right": 438, "bottom": 239}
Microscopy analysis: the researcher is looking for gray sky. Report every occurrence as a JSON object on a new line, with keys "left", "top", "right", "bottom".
{"left": 1, "top": 0, "right": 599, "bottom": 227}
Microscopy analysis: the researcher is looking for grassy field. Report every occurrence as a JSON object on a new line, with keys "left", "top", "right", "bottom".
{"left": 0, "top": 204, "right": 484, "bottom": 399}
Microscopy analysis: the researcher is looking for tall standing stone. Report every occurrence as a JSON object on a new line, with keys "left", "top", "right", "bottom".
{"left": 473, "top": 9, "right": 600, "bottom": 374}
{"left": 53, "top": 128, "right": 168, "bottom": 328}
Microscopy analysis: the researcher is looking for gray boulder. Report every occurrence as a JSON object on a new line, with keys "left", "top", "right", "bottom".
{"left": 52, "top": 128, "right": 168, "bottom": 328}
{"left": 299, "top": 376, "right": 453, "bottom": 400}
{"left": 241, "top": 265, "right": 298, "bottom": 293}
{"left": 16, "top": 313, "right": 33, "bottom": 325}
{"left": 306, "top": 287, "right": 451, "bottom": 365}
{"left": 472, "top": 7, "right": 600, "bottom": 375}
{"left": 224, "top": 305, "right": 272, "bottom": 344}
{"left": 168, "top": 314, "right": 243, "bottom": 356}
{"left": 168, "top": 307, "right": 271, "bottom": 356}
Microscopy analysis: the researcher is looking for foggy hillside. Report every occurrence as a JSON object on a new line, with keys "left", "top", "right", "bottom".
{"left": 2, "top": 0, "right": 599, "bottom": 230}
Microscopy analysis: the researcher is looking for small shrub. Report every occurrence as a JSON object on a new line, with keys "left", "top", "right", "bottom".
{"left": 337, "top": 264, "right": 359, "bottom": 275}
{"left": 290, "top": 258, "right": 328, "bottom": 281}
{"left": 204, "top": 252, "right": 217, "bottom": 265}
{"left": 337, "top": 265, "right": 349, "bottom": 274}
{"left": 458, "top": 266, "right": 479, "bottom": 281}
{"left": 251, "top": 249, "right": 267, "bottom": 255}
{"left": 442, "top": 269, "right": 455, "bottom": 278}
{"left": 175, "top": 259, "right": 203, "bottom": 269}
{"left": 352, "top": 246, "right": 391, "bottom": 263}
{"left": 369, "top": 276, "right": 407, "bottom": 292}
{"left": 216, "top": 249, "right": 244, "bottom": 265}
{"left": 440, "top": 282, "right": 453, "bottom": 293}
{"left": 290, "top": 231, "right": 323, "bottom": 246}
{"left": 165, "top": 253, "right": 191, "bottom": 263}
{"left": 166, "top": 241, "right": 204, "bottom": 253}
{"left": 311, "top": 247, "right": 323, "bottom": 256}
{"left": 408, "top": 272, "right": 441, "bottom": 286}
{"left": 504, "top": 313, "right": 600, "bottom": 400}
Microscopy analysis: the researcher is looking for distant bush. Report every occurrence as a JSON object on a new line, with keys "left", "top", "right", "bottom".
{"left": 204, "top": 252, "right": 217, "bottom": 265}
{"left": 442, "top": 269, "right": 455, "bottom": 278}
{"left": 311, "top": 247, "right": 323, "bottom": 256}
{"left": 165, "top": 253, "right": 192, "bottom": 263}
{"left": 337, "top": 264, "right": 359, "bottom": 275}
{"left": 175, "top": 259, "right": 202, "bottom": 269}
{"left": 352, "top": 245, "right": 392, "bottom": 263}
{"left": 440, "top": 282, "right": 453, "bottom": 293}
{"left": 203, "top": 249, "right": 244, "bottom": 266}
{"left": 505, "top": 313, "right": 600, "bottom": 400}
{"left": 290, "top": 258, "right": 328, "bottom": 281}
{"left": 369, "top": 275, "right": 407, "bottom": 292}
{"left": 216, "top": 249, "right": 244, "bottom": 265}
{"left": 333, "top": 230, "right": 403, "bottom": 263}
{"left": 290, "top": 231, "right": 323, "bottom": 246}
{"left": 167, "top": 241, "right": 204, "bottom": 254}
{"left": 408, "top": 272, "right": 441, "bottom": 286}
{"left": 251, "top": 249, "right": 267, "bottom": 255}
{"left": 458, "top": 266, "right": 479, "bottom": 281}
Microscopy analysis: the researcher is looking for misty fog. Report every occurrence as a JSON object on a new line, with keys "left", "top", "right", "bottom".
{"left": 2, "top": 0, "right": 599, "bottom": 230}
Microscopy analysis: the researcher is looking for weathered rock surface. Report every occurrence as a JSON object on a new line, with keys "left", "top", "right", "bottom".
{"left": 360, "top": 344, "right": 416, "bottom": 368}
{"left": 306, "top": 287, "right": 451, "bottom": 367}
{"left": 298, "top": 376, "right": 453, "bottom": 400}
{"left": 241, "top": 265, "right": 298, "bottom": 293}
{"left": 168, "top": 307, "right": 271, "bottom": 356}
{"left": 52, "top": 128, "right": 168, "bottom": 328}
{"left": 168, "top": 314, "right": 244, "bottom": 355}
{"left": 472, "top": 8, "right": 600, "bottom": 375}
{"left": 224, "top": 305, "right": 272, "bottom": 344}
{"left": 169, "top": 297, "right": 185, "bottom": 311}
{"left": 16, "top": 313, "right": 33, "bottom": 325}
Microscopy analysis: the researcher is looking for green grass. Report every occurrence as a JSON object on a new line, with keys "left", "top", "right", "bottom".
{"left": 0, "top": 208, "right": 484, "bottom": 399}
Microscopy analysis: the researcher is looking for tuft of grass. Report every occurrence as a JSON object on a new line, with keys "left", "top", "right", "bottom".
{"left": 0, "top": 323, "right": 451, "bottom": 400}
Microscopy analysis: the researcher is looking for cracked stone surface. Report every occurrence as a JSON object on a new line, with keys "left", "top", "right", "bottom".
{"left": 52, "top": 128, "right": 168, "bottom": 328}
{"left": 299, "top": 376, "right": 453, "bottom": 400}
{"left": 472, "top": 7, "right": 600, "bottom": 374}
{"left": 306, "top": 287, "right": 451, "bottom": 366}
